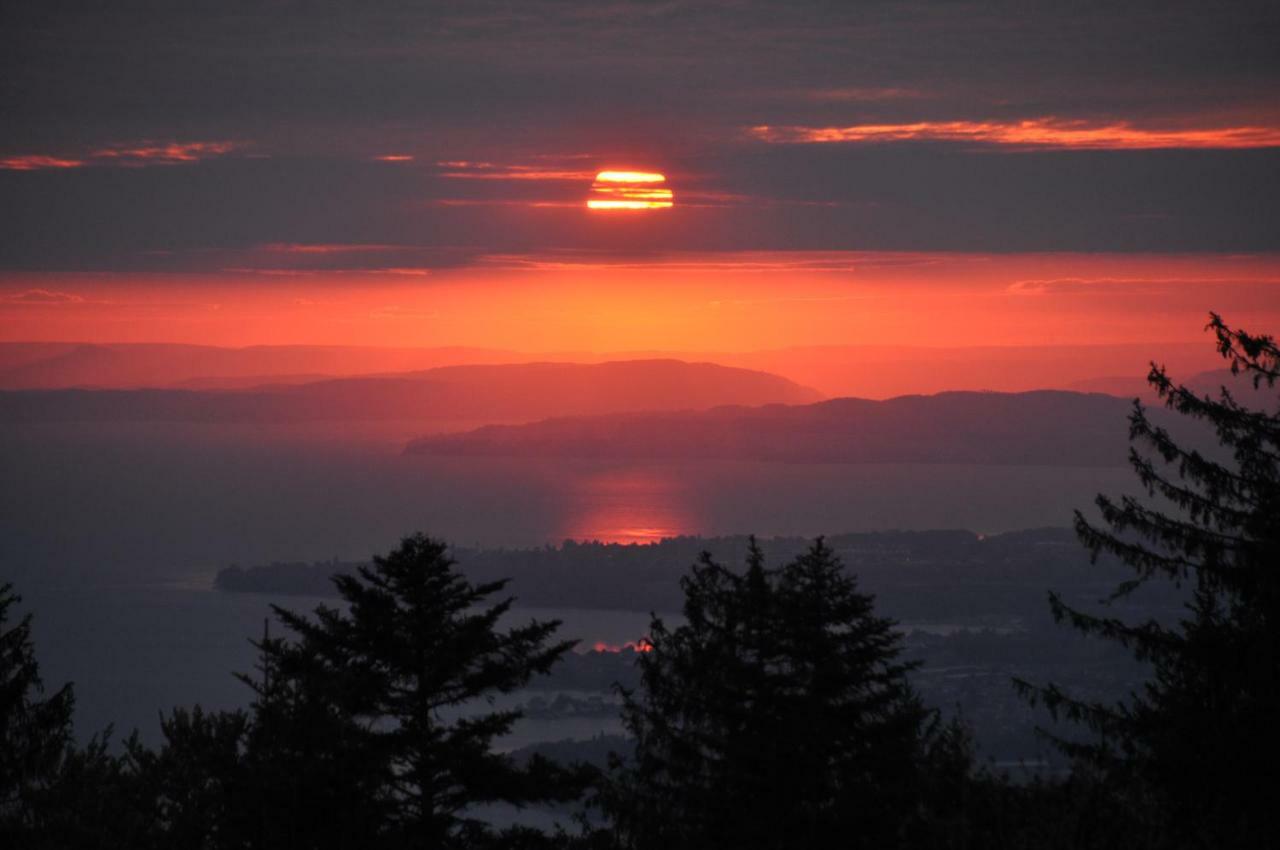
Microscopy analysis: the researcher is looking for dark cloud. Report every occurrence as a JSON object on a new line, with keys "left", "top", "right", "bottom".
{"left": 2, "top": 144, "right": 1279, "bottom": 272}
{"left": 4, "top": 0, "right": 1276, "bottom": 145}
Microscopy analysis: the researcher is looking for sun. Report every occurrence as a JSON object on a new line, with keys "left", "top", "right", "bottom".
{"left": 587, "top": 170, "right": 674, "bottom": 210}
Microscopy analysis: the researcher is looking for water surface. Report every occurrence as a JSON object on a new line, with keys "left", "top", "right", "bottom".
{"left": 3, "top": 421, "right": 1134, "bottom": 740}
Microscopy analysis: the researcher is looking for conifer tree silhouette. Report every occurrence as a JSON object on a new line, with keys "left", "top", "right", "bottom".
{"left": 0, "top": 583, "right": 75, "bottom": 843}
{"left": 609, "top": 539, "right": 946, "bottom": 850}
{"left": 1018, "top": 314, "right": 1280, "bottom": 846}
{"left": 244, "top": 533, "right": 591, "bottom": 848}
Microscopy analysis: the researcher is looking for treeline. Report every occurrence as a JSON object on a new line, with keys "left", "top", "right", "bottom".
{"left": 3, "top": 315, "right": 1277, "bottom": 848}
{"left": 0, "top": 523, "right": 1263, "bottom": 849}
{"left": 215, "top": 528, "right": 1163, "bottom": 623}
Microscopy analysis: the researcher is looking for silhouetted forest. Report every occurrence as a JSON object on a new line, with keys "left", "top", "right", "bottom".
{"left": 3, "top": 316, "right": 1277, "bottom": 848}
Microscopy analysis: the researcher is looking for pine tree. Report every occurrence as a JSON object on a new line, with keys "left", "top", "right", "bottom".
{"left": 110, "top": 707, "right": 253, "bottom": 850}
{"left": 774, "top": 540, "right": 935, "bottom": 847}
{"left": 245, "top": 533, "right": 591, "bottom": 848}
{"left": 1019, "top": 314, "right": 1280, "bottom": 847}
{"left": 0, "top": 583, "right": 164, "bottom": 849}
{"left": 239, "top": 614, "right": 393, "bottom": 848}
{"left": 0, "top": 582, "right": 75, "bottom": 842}
{"left": 609, "top": 539, "right": 943, "bottom": 850}
{"left": 607, "top": 542, "right": 784, "bottom": 849}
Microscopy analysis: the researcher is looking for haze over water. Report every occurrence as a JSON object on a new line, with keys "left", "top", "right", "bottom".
{"left": 4, "top": 421, "right": 1131, "bottom": 587}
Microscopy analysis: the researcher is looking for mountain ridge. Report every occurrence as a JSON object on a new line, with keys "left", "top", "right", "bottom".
{"left": 0, "top": 359, "right": 822, "bottom": 423}
{"left": 405, "top": 389, "right": 1145, "bottom": 467}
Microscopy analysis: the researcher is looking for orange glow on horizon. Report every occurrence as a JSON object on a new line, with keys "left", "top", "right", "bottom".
{"left": 588, "top": 170, "right": 674, "bottom": 210}
{"left": 749, "top": 118, "right": 1280, "bottom": 149}
{"left": 2, "top": 253, "right": 1278, "bottom": 356}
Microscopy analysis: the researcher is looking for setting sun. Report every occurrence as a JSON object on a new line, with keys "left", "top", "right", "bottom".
{"left": 587, "top": 170, "right": 674, "bottom": 210}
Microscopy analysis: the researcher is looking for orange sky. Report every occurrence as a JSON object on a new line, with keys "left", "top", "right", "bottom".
{"left": 2, "top": 251, "right": 1277, "bottom": 351}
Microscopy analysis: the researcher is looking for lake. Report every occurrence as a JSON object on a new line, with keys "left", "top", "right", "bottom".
{"left": 3, "top": 421, "right": 1131, "bottom": 583}
{"left": 3, "top": 421, "right": 1134, "bottom": 739}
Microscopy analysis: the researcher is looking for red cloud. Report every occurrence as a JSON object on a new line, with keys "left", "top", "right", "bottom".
{"left": 0, "top": 155, "right": 86, "bottom": 171}
{"left": 0, "top": 141, "right": 242, "bottom": 171}
{"left": 89, "top": 141, "right": 241, "bottom": 165}
{"left": 748, "top": 118, "right": 1280, "bottom": 150}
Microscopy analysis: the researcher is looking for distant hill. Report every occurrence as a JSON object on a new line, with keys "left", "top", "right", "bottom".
{"left": 169, "top": 373, "right": 339, "bottom": 390}
{"left": 0, "top": 342, "right": 523, "bottom": 389}
{"left": 406, "top": 390, "right": 1142, "bottom": 466}
{"left": 0, "top": 360, "right": 822, "bottom": 423}
{"left": 1067, "top": 368, "right": 1279, "bottom": 406}
{"left": 712, "top": 342, "right": 1221, "bottom": 399}
{"left": 1, "top": 340, "right": 1225, "bottom": 399}
{"left": 1064, "top": 374, "right": 1156, "bottom": 398}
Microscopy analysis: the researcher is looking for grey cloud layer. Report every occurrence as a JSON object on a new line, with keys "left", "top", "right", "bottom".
{"left": 2, "top": 0, "right": 1278, "bottom": 268}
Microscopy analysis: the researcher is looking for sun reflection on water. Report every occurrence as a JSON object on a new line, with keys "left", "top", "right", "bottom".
{"left": 557, "top": 466, "right": 697, "bottom": 543}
